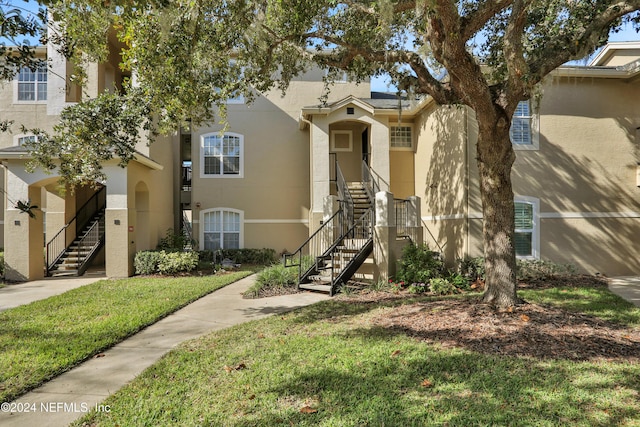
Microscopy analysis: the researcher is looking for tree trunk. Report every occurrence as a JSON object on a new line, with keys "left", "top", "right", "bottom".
{"left": 476, "top": 116, "right": 521, "bottom": 308}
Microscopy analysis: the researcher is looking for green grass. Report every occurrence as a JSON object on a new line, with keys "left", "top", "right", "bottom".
{"left": 75, "top": 283, "right": 640, "bottom": 427}
{"left": 0, "top": 271, "right": 251, "bottom": 403}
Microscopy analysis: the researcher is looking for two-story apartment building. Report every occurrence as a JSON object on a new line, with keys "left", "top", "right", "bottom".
{"left": 2, "top": 39, "right": 640, "bottom": 283}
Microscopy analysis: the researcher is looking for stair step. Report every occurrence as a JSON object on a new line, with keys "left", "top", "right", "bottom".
{"left": 299, "top": 283, "right": 332, "bottom": 293}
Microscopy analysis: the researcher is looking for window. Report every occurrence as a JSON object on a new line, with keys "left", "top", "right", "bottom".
{"left": 200, "top": 132, "right": 243, "bottom": 178}
{"left": 390, "top": 126, "right": 413, "bottom": 149}
{"left": 514, "top": 197, "right": 539, "bottom": 259}
{"left": 17, "top": 64, "right": 47, "bottom": 101}
{"left": 201, "top": 209, "right": 243, "bottom": 250}
{"left": 510, "top": 100, "right": 540, "bottom": 149}
{"left": 16, "top": 135, "right": 38, "bottom": 146}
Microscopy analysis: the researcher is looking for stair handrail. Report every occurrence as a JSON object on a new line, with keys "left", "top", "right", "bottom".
{"left": 328, "top": 207, "right": 375, "bottom": 295}
{"left": 283, "top": 207, "right": 348, "bottom": 286}
{"left": 362, "top": 160, "right": 389, "bottom": 202}
{"left": 45, "top": 186, "right": 106, "bottom": 275}
{"left": 76, "top": 214, "right": 106, "bottom": 276}
{"left": 336, "top": 161, "right": 354, "bottom": 227}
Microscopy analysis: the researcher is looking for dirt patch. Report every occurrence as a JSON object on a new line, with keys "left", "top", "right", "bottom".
{"left": 371, "top": 298, "right": 640, "bottom": 362}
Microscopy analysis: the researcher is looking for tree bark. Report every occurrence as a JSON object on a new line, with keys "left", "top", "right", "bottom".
{"left": 476, "top": 112, "right": 521, "bottom": 307}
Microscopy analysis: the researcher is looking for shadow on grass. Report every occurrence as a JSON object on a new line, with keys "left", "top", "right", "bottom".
{"left": 235, "top": 331, "right": 640, "bottom": 426}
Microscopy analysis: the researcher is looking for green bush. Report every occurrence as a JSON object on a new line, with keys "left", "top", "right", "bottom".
{"left": 396, "top": 243, "right": 446, "bottom": 284}
{"left": 457, "top": 256, "right": 486, "bottom": 281}
{"left": 429, "top": 278, "right": 458, "bottom": 295}
{"left": 134, "top": 251, "right": 199, "bottom": 275}
{"left": 198, "top": 248, "right": 277, "bottom": 265}
{"left": 243, "top": 263, "right": 299, "bottom": 298}
{"left": 157, "top": 228, "right": 194, "bottom": 252}
{"left": 134, "top": 251, "right": 163, "bottom": 275}
{"left": 516, "top": 259, "right": 578, "bottom": 280}
{"left": 157, "top": 251, "right": 199, "bottom": 275}
{"left": 0, "top": 250, "right": 4, "bottom": 277}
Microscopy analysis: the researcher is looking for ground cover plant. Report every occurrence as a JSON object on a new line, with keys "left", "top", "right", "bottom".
{"left": 76, "top": 275, "right": 640, "bottom": 427}
{"left": 0, "top": 272, "right": 251, "bottom": 402}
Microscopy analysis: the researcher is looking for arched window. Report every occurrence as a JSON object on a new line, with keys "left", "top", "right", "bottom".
{"left": 200, "top": 208, "right": 243, "bottom": 250}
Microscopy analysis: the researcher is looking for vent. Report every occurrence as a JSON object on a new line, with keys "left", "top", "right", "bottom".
{"left": 346, "top": 107, "right": 355, "bottom": 115}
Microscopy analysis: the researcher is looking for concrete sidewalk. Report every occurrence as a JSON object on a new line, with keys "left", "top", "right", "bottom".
{"left": 0, "top": 275, "right": 329, "bottom": 427}
{"left": 0, "top": 271, "right": 106, "bottom": 312}
{"left": 609, "top": 276, "right": 640, "bottom": 307}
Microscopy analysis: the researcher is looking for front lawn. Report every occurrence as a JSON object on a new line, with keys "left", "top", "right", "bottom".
{"left": 0, "top": 271, "right": 251, "bottom": 403}
{"left": 76, "top": 278, "right": 640, "bottom": 426}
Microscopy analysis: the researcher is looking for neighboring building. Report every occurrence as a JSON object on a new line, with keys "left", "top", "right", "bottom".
{"left": 1, "top": 40, "right": 640, "bottom": 283}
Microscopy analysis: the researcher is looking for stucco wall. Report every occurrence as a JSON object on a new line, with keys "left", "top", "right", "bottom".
{"left": 414, "top": 103, "right": 469, "bottom": 262}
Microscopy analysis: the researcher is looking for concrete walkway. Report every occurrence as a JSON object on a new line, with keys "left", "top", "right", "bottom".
{"left": 608, "top": 276, "right": 640, "bottom": 307}
{"left": 0, "top": 270, "right": 106, "bottom": 312}
{"left": 0, "top": 274, "right": 329, "bottom": 427}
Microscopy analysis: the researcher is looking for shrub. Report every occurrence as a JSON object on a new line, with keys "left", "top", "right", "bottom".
{"left": 134, "top": 250, "right": 198, "bottom": 275}
{"left": 429, "top": 278, "right": 458, "bottom": 295}
{"left": 198, "top": 248, "right": 277, "bottom": 265}
{"left": 157, "top": 228, "right": 194, "bottom": 252}
{"left": 396, "top": 243, "right": 445, "bottom": 284}
{"left": 134, "top": 251, "right": 163, "bottom": 275}
{"left": 243, "top": 263, "right": 299, "bottom": 298}
{"left": 0, "top": 250, "right": 4, "bottom": 277}
{"left": 157, "top": 251, "right": 199, "bottom": 275}
{"left": 516, "top": 259, "right": 578, "bottom": 280}
{"left": 457, "top": 256, "right": 486, "bottom": 282}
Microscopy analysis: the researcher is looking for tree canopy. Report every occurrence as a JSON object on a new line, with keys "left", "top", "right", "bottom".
{"left": 10, "top": 0, "right": 640, "bottom": 306}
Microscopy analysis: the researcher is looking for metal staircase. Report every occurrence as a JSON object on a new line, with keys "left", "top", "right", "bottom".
{"left": 284, "top": 163, "right": 375, "bottom": 295}
{"left": 46, "top": 187, "right": 106, "bottom": 277}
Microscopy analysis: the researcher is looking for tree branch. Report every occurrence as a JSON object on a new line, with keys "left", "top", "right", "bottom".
{"left": 460, "top": 0, "right": 514, "bottom": 41}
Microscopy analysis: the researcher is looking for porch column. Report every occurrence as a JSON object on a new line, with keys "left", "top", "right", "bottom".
{"left": 406, "top": 196, "right": 424, "bottom": 245}
{"left": 370, "top": 120, "right": 391, "bottom": 192}
{"left": 310, "top": 116, "right": 331, "bottom": 233}
{"left": 373, "top": 191, "right": 397, "bottom": 282}
{"left": 104, "top": 164, "right": 133, "bottom": 278}
{"left": 4, "top": 171, "right": 44, "bottom": 281}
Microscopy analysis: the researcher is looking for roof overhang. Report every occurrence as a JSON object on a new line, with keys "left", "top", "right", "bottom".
{"left": 0, "top": 149, "right": 164, "bottom": 171}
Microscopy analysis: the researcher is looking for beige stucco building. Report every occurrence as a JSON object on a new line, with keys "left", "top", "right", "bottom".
{"left": 1, "top": 41, "right": 640, "bottom": 284}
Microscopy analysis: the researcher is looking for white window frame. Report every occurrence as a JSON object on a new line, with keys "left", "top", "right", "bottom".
{"left": 200, "top": 132, "right": 244, "bottom": 178}
{"left": 14, "top": 64, "right": 47, "bottom": 103}
{"left": 390, "top": 125, "right": 414, "bottom": 151}
{"left": 199, "top": 208, "right": 244, "bottom": 251}
{"left": 511, "top": 100, "right": 539, "bottom": 151}
{"left": 14, "top": 134, "right": 39, "bottom": 146}
{"left": 514, "top": 196, "right": 540, "bottom": 259}
{"left": 330, "top": 130, "right": 353, "bottom": 152}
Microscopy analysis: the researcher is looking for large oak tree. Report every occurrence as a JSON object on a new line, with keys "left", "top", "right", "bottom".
{"left": 26, "top": 0, "right": 640, "bottom": 306}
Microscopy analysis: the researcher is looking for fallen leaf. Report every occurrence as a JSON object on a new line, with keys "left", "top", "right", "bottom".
{"left": 94, "top": 353, "right": 106, "bottom": 358}
{"left": 300, "top": 406, "right": 317, "bottom": 414}
{"left": 257, "top": 334, "right": 265, "bottom": 339}
{"left": 235, "top": 363, "right": 247, "bottom": 370}
{"left": 224, "top": 365, "right": 233, "bottom": 373}
{"left": 420, "top": 379, "right": 433, "bottom": 388}
{"left": 391, "top": 350, "right": 402, "bottom": 357}
{"left": 520, "top": 314, "right": 530, "bottom": 322}
{"left": 248, "top": 394, "right": 256, "bottom": 400}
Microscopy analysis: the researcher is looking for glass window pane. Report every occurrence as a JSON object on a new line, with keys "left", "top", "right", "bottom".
{"left": 514, "top": 232, "right": 532, "bottom": 257}
{"left": 223, "top": 233, "right": 240, "bottom": 249}
{"left": 223, "top": 157, "right": 239, "bottom": 174}
{"left": 204, "top": 157, "right": 220, "bottom": 175}
{"left": 204, "top": 232, "right": 221, "bottom": 251}
{"left": 390, "top": 126, "right": 412, "bottom": 148}
{"left": 514, "top": 202, "right": 533, "bottom": 229}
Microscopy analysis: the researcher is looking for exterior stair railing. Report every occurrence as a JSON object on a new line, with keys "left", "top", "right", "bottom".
{"left": 45, "top": 187, "right": 106, "bottom": 276}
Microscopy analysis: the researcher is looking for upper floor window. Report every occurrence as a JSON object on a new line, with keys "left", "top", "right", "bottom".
{"left": 17, "top": 64, "right": 47, "bottom": 101}
{"left": 510, "top": 100, "right": 539, "bottom": 150}
{"left": 201, "top": 208, "right": 243, "bottom": 250}
{"left": 16, "top": 135, "right": 39, "bottom": 146}
{"left": 514, "top": 197, "right": 539, "bottom": 259}
{"left": 390, "top": 125, "right": 413, "bottom": 150}
{"left": 200, "top": 132, "right": 244, "bottom": 178}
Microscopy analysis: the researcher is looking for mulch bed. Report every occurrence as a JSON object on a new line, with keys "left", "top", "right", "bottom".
{"left": 350, "top": 276, "right": 640, "bottom": 361}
